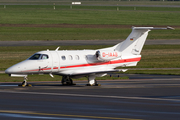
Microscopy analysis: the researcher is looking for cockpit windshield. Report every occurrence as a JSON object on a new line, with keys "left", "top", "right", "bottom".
{"left": 29, "top": 54, "right": 41, "bottom": 60}
{"left": 28, "top": 54, "right": 49, "bottom": 60}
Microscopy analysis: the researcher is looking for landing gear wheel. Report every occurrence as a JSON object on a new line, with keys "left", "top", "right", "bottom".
{"left": 66, "top": 78, "right": 75, "bottom": 85}
{"left": 95, "top": 83, "right": 101, "bottom": 86}
{"left": 61, "top": 76, "right": 76, "bottom": 86}
{"left": 18, "top": 83, "right": 32, "bottom": 87}
{"left": 18, "top": 76, "right": 32, "bottom": 87}
{"left": 88, "top": 75, "right": 100, "bottom": 86}
{"left": 86, "top": 83, "right": 101, "bottom": 86}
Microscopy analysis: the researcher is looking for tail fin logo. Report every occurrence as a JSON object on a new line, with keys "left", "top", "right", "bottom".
{"left": 130, "top": 38, "right": 134, "bottom": 41}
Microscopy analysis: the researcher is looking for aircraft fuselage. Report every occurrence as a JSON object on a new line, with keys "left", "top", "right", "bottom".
{"left": 6, "top": 50, "right": 141, "bottom": 76}
{"left": 5, "top": 26, "right": 173, "bottom": 86}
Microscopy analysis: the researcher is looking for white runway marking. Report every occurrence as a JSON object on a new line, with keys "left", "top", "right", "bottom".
{"left": 0, "top": 113, "right": 92, "bottom": 120}
{"left": 0, "top": 85, "right": 18, "bottom": 87}
{"left": 0, "top": 90, "right": 180, "bottom": 102}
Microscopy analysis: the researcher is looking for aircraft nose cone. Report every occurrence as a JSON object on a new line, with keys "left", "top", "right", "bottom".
{"left": 5, "top": 60, "right": 28, "bottom": 74}
{"left": 5, "top": 68, "right": 9, "bottom": 74}
{"left": 5, "top": 67, "right": 15, "bottom": 74}
{"left": 5, "top": 64, "right": 21, "bottom": 74}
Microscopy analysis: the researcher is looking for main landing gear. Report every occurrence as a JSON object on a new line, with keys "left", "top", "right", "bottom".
{"left": 61, "top": 75, "right": 100, "bottom": 86}
{"left": 87, "top": 75, "right": 101, "bottom": 86}
{"left": 18, "top": 76, "right": 32, "bottom": 87}
{"left": 61, "top": 76, "right": 76, "bottom": 85}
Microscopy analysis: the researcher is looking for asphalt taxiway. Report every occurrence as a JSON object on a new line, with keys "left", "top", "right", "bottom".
{"left": 0, "top": 74, "right": 180, "bottom": 120}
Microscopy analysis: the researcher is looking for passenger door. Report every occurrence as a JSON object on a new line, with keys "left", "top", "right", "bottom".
{"left": 50, "top": 51, "right": 59, "bottom": 73}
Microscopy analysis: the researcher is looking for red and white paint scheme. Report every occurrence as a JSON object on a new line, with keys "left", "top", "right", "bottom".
{"left": 5, "top": 26, "right": 173, "bottom": 86}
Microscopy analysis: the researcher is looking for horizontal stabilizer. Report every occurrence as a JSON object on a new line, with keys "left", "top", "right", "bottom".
{"left": 132, "top": 26, "right": 174, "bottom": 30}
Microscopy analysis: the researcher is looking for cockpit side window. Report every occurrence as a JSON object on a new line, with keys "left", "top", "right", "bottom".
{"left": 41, "top": 54, "right": 49, "bottom": 60}
{"left": 29, "top": 54, "right": 41, "bottom": 60}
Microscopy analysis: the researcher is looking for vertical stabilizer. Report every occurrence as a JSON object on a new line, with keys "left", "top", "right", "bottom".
{"left": 115, "top": 26, "right": 174, "bottom": 55}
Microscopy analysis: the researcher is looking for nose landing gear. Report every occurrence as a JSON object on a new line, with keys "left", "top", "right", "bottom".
{"left": 18, "top": 76, "right": 32, "bottom": 87}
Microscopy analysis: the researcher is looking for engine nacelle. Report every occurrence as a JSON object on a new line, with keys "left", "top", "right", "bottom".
{"left": 95, "top": 50, "right": 121, "bottom": 61}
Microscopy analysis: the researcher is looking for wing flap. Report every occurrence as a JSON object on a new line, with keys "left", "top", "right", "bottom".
{"left": 55, "top": 69, "right": 128, "bottom": 77}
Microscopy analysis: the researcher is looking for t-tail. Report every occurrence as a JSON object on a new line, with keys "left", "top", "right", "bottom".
{"left": 115, "top": 26, "right": 174, "bottom": 56}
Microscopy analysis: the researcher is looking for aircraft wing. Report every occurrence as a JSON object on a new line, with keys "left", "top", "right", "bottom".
{"left": 54, "top": 69, "right": 127, "bottom": 77}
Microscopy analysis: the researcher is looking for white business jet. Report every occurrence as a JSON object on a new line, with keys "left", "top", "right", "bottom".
{"left": 5, "top": 26, "right": 173, "bottom": 86}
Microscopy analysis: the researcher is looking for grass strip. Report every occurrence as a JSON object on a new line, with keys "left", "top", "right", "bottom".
{"left": 126, "top": 70, "right": 180, "bottom": 75}
{"left": 0, "top": 5, "right": 179, "bottom": 41}
{"left": 0, "top": 5, "right": 180, "bottom": 25}
{"left": 0, "top": 27, "right": 179, "bottom": 41}
{"left": 0, "top": 27, "right": 129, "bottom": 41}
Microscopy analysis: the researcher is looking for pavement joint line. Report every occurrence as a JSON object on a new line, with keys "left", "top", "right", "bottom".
{"left": 0, "top": 90, "right": 180, "bottom": 102}
{"left": 0, "top": 110, "right": 142, "bottom": 120}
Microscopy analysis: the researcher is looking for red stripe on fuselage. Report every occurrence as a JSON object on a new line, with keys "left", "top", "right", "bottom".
{"left": 20, "top": 57, "right": 141, "bottom": 73}
{"left": 53, "top": 67, "right": 58, "bottom": 69}
{"left": 60, "top": 57, "right": 141, "bottom": 69}
{"left": 22, "top": 67, "right": 51, "bottom": 72}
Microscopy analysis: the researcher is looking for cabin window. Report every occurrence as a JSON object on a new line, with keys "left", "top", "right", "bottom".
{"left": 75, "top": 55, "right": 79, "bottom": 60}
{"left": 61, "top": 56, "right": 66, "bottom": 60}
{"left": 69, "top": 55, "right": 73, "bottom": 60}
{"left": 41, "top": 54, "right": 49, "bottom": 60}
{"left": 29, "top": 54, "right": 41, "bottom": 60}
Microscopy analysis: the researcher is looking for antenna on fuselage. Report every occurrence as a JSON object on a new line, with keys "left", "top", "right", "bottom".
{"left": 55, "top": 46, "right": 60, "bottom": 51}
